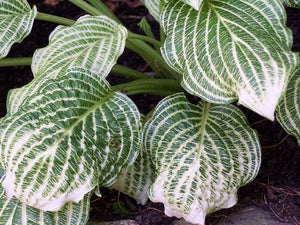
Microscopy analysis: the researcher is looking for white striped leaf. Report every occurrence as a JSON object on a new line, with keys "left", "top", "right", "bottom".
{"left": 0, "top": 68, "right": 141, "bottom": 211}
{"left": 165, "top": 0, "right": 204, "bottom": 10}
{"left": 283, "top": 0, "right": 300, "bottom": 8}
{"left": 276, "top": 66, "right": 300, "bottom": 144}
{"left": 7, "top": 15, "right": 127, "bottom": 115}
{"left": 0, "top": 171, "right": 92, "bottom": 225}
{"left": 144, "top": 93, "right": 261, "bottom": 225}
{"left": 160, "top": 0, "right": 299, "bottom": 120}
{"left": 0, "top": 0, "right": 36, "bottom": 59}
{"left": 110, "top": 146, "right": 154, "bottom": 205}
{"left": 143, "top": 0, "right": 161, "bottom": 21}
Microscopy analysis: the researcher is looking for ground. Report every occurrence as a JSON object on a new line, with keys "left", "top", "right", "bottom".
{"left": 0, "top": 1, "right": 299, "bottom": 224}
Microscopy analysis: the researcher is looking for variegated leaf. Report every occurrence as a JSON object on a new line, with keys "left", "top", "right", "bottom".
{"left": 276, "top": 66, "right": 300, "bottom": 144}
{"left": 144, "top": 93, "right": 261, "bottom": 225}
{"left": 0, "top": 170, "right": 92, "bottom": 225}
{"left": 161, "top": 0, "right": 299, "bottom": 120}
{"left": 165, "top": 0, "right": 204, "bottom": 10}
{"left": 0, "top": 0, "right": 36, "bottom": 58}
{"left": 7, "top": 15, "right": 127, "bottom": 115}
{"left": 283, "top": 0, "right": 300, "bottom": 8}
{"left": 0, "top": 68, "right": 141, "bottom": 211}
{"left": 143, "top": 0, "right": 161, "bottom": 21}
{"left": 110, "top": 146, "right": 154, "bottom": 205}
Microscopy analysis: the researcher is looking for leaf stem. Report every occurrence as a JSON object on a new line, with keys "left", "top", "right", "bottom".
{"left": 111, "top": 65, "right": 153, "bottom": 80}
{"left": 87, "top": 0, "right": 121, "bottom": 23}
{"left": 127, "top": 33, "right": 161, "bottom": 48}
{"left": 68, "top": 0, "right": 104, "bottom": 16}
{"left": 112, "top": 78, "right": 184, "bottom": 96}
{"left": 36, "top": 12, "right": 75, "bottom": 26}
{"left": 0, "top": 57, "right": 32, "bottom": 67}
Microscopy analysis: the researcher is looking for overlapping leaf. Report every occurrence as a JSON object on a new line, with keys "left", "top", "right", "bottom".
{"left": 0, "top": 68, "right": 141, "bottom": 211}
{"left": 110, "top": 146, "right": 154, "bottom": 205}
{"left": 144, "top": 93, "right": 261, "bottom": 225}
{"left": 160, "top": 0, "right": 299, "bottom": 120}
{"left": 283, "top": 0, "right": 300, "bottom": 8}
{"left": 7, "top": 15, "right": 127, "bottom": 114}
{"left": 0, "top": 168, "right": 92, "bottom": 225}
{"left": 0, "top": 0, "right": 36, "bottom": 59}
{"left": 165, "top": 0, "right": 204, "bottom": 10}
{"left": 276, "top": 66, "right": 300, "bottom": 144}
{"left": 143, "top": 0, "right": 161, "bottom": 21}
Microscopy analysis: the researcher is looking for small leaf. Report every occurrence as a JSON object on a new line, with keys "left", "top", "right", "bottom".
{"left": 144, "top": 93, "right": 261, "bottom": 225}
{"left": 0, "top": 68, "right": 141, "bottom": 211}
{"left": 160, "top": 0, "right": 299, "bottom": 120}
{"left": 144, "top": 0, "right": 161, "bottom": 21}
{"left": 276, "top": 66, "right": 300, "bottom": 144}
{"left": 165, "top": 0, "right": 204, "bottom": 10}
{"left": 0, "top": 0, "right": 36, "bottom": 58}
{"left": 7, "top": 15, "right": 127, "bottom": 115}
{"left": 0, "top": 172, "right": 92, "bottom": 225}
{"left": 283, "top": 0, "right": 300, "bottom": 8}
{"left": 110, "top": 146, "right": 154, "bottom": 205}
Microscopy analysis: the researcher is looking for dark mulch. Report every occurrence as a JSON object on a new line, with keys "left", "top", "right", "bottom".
{"left": 0, "top": 1, "right": 299, "bottom": 224}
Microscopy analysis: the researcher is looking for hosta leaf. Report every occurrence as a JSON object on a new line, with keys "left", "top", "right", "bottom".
{"left": 110, "top": 146, "right": 154, "bottom": 205}
{"left": 144, "top": 0, "right": 161, "bottom": 21}
{"left": 0, "top": 0, "right": 36, "bottom": 59}
{"left": 144, "top": 93, "right": 261, "bottom": 225}
{"left": 165, "top": 0, "right": 204, "bottom": 10}
{"left": 0, "top": 68, "right": 141, "bottom": 211}
{"left": 283, "top": 0, "right": 300, "bottom": 8}
{"left": 276, "top": 66, "right": 300, "bottom": 144}
{"left": 0, "top": 171, "right": 92, "bottom": 225}
{"left": 7, "top": 15, "right": 127, "bottom": 114}
{"left": 161, "top": 0, "right": 299, "bottom": 120}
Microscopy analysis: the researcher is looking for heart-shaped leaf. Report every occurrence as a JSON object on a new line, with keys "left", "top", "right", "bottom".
{"left": 143, "top": 0, "right": 161, "bottom": 21}
{"left": 7, "top": 15, "right": 127, "bottom": 115}
{"left": 160, "top": 0, "right": 298, "bottom": 120}
{"left": 276, "top": 66, "right": 300, "bottom": 144}
{"left": 0, "top": 68, "right": 141, "bottom": 211}
{"left": 0, "top": 0, "right": 36, "bottom": 58}
{"left": 0, "top": 169, "right": 92, "bottom": 225}
{"left": 144, "top": 93, "right": 261, "bottom": 225}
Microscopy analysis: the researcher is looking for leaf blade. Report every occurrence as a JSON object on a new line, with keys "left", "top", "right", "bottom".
{"left": 0, "top": 0, "right": 36, "bottom": 59}
{"left": 0, "top": 68, "right": 141, "bottom": 211}
{"left": 144, "top": 93, "right": 261, "bottom": 224}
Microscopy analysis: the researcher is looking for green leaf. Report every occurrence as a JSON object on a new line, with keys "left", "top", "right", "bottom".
{"left": 0, "top": 68, "right": 141, "bottom": 211}
{"left": 276, "top": 66, "right": 300, "bottom": 144}
{"left": 160, "top": 0, "right": 299, "bottom": 120}
{"left": 144, "top": 93, "right": 261, "bottom": 225}
{"left": 166, "top": 0, "right": 204, "bottom": 10}
{"left": 283, "top": 0, "right": 300, "bottom": 8}
{"left": 144, "top": 0, "right": 161, "bottom": 21}
{"left": 0, "top": 0, "right": 36, "bottom": 59}
{"left": 0, "top": 171, "right": 92, "bottom": 225}
{"left": 110, "top": 146, "right": 154, "bottom": 205}
{"left": 7, "top": 15, "right": 127, "bottom": 115}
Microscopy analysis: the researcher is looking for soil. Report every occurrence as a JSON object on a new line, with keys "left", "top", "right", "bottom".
{"left": 0, "top": 1, "right": 299, "bottom": 225}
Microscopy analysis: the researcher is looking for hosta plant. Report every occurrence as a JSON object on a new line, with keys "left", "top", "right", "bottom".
{"left": 0, "top": 0, "right": 299, "bottom": 224}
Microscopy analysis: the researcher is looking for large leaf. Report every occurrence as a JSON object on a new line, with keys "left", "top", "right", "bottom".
{"left": 276, "top": 66, "right": 300, "bottom": 144}
{"left": 283, "top": 0, "right": 300, "bottom": 8}
{"left": 0, "top": 0, "right": 36, "bottom": 59}
{"left": 7, "top": 15, "right": 127, "bottom": 115}
{"left": 160, "top": 0, "right": 299, "bottom": 120}
{"left": 0, "top": 170, "right": 92, "bottom": 225}
{"left": 110, "top": 146, "right": 154, "bottom": 205}
{"left": 0, "top": 68, "right": 141, "bottom": 211}
{"left": 144, "top": 93, "right": 261, "bottom": 225}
